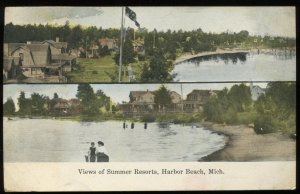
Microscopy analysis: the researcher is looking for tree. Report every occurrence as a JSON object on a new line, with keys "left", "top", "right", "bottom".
{"left": 3, "top": 98, "right": 15, "bottom": 116}
{"left": 18, "top": 91, "right": 31, "bottom": 115}
{"left": 30, "top": 93, "right": 48, "bottom": 116}
{"left": 114, "top": 28, "right": 135, "bottom": 66}
{"left": 154, "top": 85, "right": 172, "bottom": 112}
{"left": 140, "top": 48, "right": 174, "bottom": 82}
{"left": 95, "top": 89, "right": 111, "bottom": 111}
{"left": 227, "top": 84, "right": 252, "bottom": 112}
{"left": 76, "top": 84, "right": 99, "bottom": 115}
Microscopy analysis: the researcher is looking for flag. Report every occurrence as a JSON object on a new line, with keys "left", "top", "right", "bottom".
{"left": 125, "top": 6, "right": 140, "bottom": 28}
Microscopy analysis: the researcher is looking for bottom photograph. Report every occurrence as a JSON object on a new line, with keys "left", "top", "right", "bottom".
{"left": 3, "top": 82, "right": 296, "bottom": 162}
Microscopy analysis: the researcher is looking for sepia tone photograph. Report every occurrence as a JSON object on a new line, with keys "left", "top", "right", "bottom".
{"left": 3, "top": 6, "right": 296, "bottom": 83}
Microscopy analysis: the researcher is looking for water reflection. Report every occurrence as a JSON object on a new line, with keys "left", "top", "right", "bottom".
{"left": 173, "top": 52, "right": 296, "bottom": 82}
{"left": 184, "top": 53, "right": 248, "bottom": 66}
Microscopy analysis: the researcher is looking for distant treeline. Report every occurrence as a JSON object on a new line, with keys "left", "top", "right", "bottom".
{"left": 4, "top": 22, "right": 296, "bottom": 51}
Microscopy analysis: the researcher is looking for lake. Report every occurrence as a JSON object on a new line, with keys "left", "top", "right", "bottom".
{"left": 3, "top": 118, "right": 225, "bottom": 162}
{"left": 172, "top": 52, "right": 296, "bottom": 82}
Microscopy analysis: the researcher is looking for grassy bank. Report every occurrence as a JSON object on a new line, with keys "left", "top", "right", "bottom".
{"left": 66, "top": 56, "right": 119, "bottom": 82}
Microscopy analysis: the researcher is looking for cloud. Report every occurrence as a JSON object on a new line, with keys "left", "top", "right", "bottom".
{"left": 5, "top": 7, "right": 103, "bottom": 25}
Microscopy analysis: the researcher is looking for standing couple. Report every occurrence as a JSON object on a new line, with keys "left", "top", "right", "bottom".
{"left": 87, "top": 141, "right": 109, "bottom": 162}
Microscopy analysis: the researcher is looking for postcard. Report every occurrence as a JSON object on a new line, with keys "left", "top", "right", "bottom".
{"left": 2, "top": 5, "right": 296, "bottom": 191}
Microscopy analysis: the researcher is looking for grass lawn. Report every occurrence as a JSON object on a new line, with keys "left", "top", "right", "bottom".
{"left": 66, "top": 56, "right": 119, "bottom": 82}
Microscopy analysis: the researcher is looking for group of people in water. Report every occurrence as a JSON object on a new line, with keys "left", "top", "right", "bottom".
{"left": 86, "top": 141, "right": 109, "bottom": 162}
{"left": 123, "top": 121, "right": 148, "bottom": 130}
{"left": 86, "top": 122, "right": 148, "bottom": 162}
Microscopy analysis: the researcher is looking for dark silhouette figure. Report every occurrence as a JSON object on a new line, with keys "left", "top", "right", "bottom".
{"left": 88, "top": 142, "right": 96, "bottom": 162}
{"left": 144, "top": 122, "right": 147, "bottom": 129}
{"left": 123, "top": 121, "right": 126, "bottom": 130}
{"left": 131, "top": 122, "right": 135, "bottom": 129}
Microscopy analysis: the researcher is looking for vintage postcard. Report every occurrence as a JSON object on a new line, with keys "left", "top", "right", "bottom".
{"left": 2, "top": 6, "right": 296, "bottom": 191}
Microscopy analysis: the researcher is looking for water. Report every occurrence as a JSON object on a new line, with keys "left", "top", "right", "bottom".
{"left": 3, "top": 118, "right": 225, "bottom": 162}
{"left": 172, "top": 52, "right": 296, "bottom": 82}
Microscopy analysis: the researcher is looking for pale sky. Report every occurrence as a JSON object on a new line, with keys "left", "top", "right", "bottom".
{"left": 5, "top": 6, "right": 296, "bottom": 37}
{"left": 3, "top": 83, "right": 268, "bottom": 110}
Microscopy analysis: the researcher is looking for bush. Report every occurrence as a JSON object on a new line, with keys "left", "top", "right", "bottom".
{"left": 254, "top": 114, "right": 278, "bottom": 134}
{"left": 138, "top": 54, "right": 145, "bottom": 61}
{"left": 141, "top": 114, "right": 156, "bottom": 122}
{"left": 92, "top": 70, "right": 98, "bottom": 74}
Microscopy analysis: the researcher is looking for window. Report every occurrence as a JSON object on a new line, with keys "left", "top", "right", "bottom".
{"left": 19, "top": 53, "right": 24, "bottom": 61}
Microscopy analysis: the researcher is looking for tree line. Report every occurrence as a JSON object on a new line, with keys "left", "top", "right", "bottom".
{"left": 203, "top": 82, "right": 296, "bottom": 135}
{"left": 3, "top": 84, "right": 114, "bottom": 118}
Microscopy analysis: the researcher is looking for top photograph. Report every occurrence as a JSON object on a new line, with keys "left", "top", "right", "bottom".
{"left": 3, "top": 6, "right": 296, "bottom": 83}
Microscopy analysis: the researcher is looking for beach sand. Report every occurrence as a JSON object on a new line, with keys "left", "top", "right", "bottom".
{"left": 200, "top": 122, "right": 296, "bottom": 162}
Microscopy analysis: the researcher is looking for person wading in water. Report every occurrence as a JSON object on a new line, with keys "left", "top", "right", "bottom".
{"left": 87, "top": 142, "right": 96, "bottom": 162}
{"left": 96, "top": 141, "right": 109, "bottom": 162}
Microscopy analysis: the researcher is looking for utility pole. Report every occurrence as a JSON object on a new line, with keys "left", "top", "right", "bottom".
{"left": 181, "top": 84, "right": 184, "bottom": 112}
{"left": 85, "top": 36, "right": 88, "bottom": 58}
{"left": 118, "top": 7, "right": 124, "bottom": 82}
{"left": 153, "top": 30, "right": 156, "bottom": 48}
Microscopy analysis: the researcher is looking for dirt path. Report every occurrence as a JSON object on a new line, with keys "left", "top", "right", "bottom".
{"left": 200, "top": 123, "right": 296, "bottom": 161}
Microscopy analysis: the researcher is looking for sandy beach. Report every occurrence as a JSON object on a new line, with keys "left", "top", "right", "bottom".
{"left": 200, "top": 122, "right": 296, "bottom": 162}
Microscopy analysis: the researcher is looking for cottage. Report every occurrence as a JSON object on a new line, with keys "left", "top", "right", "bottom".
{"left": 41, "top": 38, "right": 68, "bottom": 55}
{"left": 132, "top": 37, "right": 145, "bottom": 54}
{"left": 10, "top": 44, "right": 53, "bottom": 78}
{"left": 51, "top": 54, "right": 77, "bottom": 72}
{"left": 170, "top": 91, "right": 183, "bottom": 111}
{"left": 184, "top": 90, "right": 217, "bottom": 112}
{"left": 250, "top": 83, "right": 265, "bottom": 101}
{"left": 128, "top": 90, "right": 155, "bottom": 113}
{"left": 3, "top": 56, "right": 21, "bottom": 81}
{"left": 98, "top": 38, "right": 118, "bottom": 51}
{"left": 50, "top": 98, "right": 81, "bottom": 116}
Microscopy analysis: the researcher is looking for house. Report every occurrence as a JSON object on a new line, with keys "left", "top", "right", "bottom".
{"left": 128, "top": 90, "right": 156, "bottom": 113}
{"left": 3, "top": 39, "right": 77, "bottom": 82}
{"left": 10, "top": 44, "right": 53, "bottom": 78}
{"left": 41, "top": 37, "right": 68, "bottom": 55}
{"left": 98, "top": 38, "right": 118, "bottom": 51}
{"left": 250, "top": 83, "right": 265, "bottom": 101}
{"left": 170, "top": 91, "right": 183, "bottom": 111}
{"left": 50, "top": 98, "right": 81, "bottom": 116}
{"left": 3, "top": 56, "right": 21, "bottom": 81}
{"left": 132, "top": 37, "right": 145, "bottom": 54}
{"left": 51, "top": 54, "right": 77, "bottom": 72}
{"left": 119, "top": 90, "right": 184, "bottom": 114}
{"left": 183, "top": 90, "right": 217, "bottom": 112}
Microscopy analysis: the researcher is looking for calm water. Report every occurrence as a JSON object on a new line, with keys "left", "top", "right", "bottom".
{"left": 172, "top": 53, "right": 296, "bottom": 82}
{"left": 4, "top": 118, "right": 225, "bottom": 162}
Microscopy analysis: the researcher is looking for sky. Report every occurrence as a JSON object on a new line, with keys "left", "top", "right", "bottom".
{"left": 5, "top": 6, "right": 296, "bottom": 37}
{"left": 3, "top": 83, "right": 268, "bottom": 110}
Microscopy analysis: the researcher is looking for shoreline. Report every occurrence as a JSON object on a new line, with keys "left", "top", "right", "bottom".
{"left": 4, "top": 117, "right": 296, "bottom": 162}
{"left": 174, "top": 49, "right": 251, "bottom": 64}
{"left": 199, "top": 122, "right": 296, "bottom": 162}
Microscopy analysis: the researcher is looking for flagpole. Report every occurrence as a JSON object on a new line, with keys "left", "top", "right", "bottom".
{"left": 118, "top": 7, "right": 124, "bottom": 82}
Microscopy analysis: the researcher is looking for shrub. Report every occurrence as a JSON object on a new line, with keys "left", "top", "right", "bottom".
{"left": 141, "top": 114, "right": 156, "bottom": 122}
{"left": 92, "top": 70, "right": 98, "bottom": 74}
{"left": 254, "top": 114, "right": 278, "bottom": 134}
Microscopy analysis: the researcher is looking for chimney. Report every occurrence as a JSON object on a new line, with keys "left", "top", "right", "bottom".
{"left": 56, "top": 37, "right": 59, "bottom": 42}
